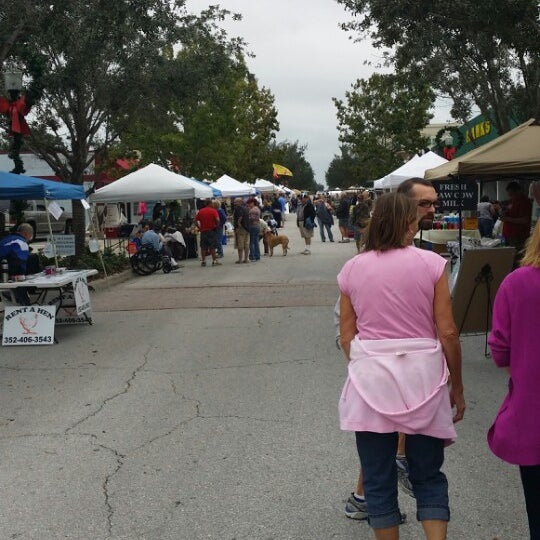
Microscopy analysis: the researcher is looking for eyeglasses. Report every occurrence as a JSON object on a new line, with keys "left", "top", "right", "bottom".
{"left": 417, "top": 199, "right": 440, "bottom": 209}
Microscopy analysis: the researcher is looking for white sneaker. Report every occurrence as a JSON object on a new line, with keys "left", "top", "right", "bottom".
{"left": 302, "top": 249, "right": 311, "bottom": 255}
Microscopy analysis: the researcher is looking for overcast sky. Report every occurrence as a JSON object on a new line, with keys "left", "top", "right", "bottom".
{"left": 186, "top": 0, "right": 452, "bottom": 185}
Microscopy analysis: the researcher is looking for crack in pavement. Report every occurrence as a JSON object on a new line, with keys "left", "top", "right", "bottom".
{"left": 61, "top": 347, "right": 153, "bottom": 538}
{"left": 89, "top": 434, "right": 126, "bottom": 540}
{"left": 0, "top": 431, "right": 64, "bottom": 441}
{"left": 142, "top": 356, "right": 319, "bottom": 378}
{"left": 64, "top": 346, "right": 153, "bottom": 435}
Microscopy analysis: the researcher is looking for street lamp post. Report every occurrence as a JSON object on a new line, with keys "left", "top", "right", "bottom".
{"left": 1, "top": 66, "right": 30, "bottom": 174}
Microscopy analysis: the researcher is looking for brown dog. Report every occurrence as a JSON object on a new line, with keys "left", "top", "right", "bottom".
{"left": 264, "top": 230, "right": 289, "bottom": 256}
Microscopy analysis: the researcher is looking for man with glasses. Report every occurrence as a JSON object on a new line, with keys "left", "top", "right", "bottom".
{"left": 397, "top": 177, "right": 439, "bottom": 231}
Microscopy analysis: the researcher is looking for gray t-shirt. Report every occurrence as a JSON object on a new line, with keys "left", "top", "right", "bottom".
{"left": 477, "top": 201, "right": 493, "bottom": 220}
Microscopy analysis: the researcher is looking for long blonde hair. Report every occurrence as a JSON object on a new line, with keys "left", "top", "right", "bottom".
{"left": 521, "top": 221, "right": 540, "bottom": 268}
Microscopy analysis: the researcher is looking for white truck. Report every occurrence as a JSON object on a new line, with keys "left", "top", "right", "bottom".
{"left": 0, "top": 200, "right": 73, "bottom": 241}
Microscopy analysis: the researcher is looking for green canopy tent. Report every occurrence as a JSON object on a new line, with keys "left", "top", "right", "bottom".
{"left": 425, "top": 118, "right": 540, "bottom": 181}
{"left": 424, "top": 118, "right": 540, "bottom": 254}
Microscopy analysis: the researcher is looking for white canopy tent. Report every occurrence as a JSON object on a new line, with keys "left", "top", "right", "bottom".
{"left": 179, "top": 175, "right": 220, "bottom": 198}
{"left": 277, "top": 184, "right": 294, "bottom": 194}
{"left": 209, "top": 174, "right": 256, "bottom": 198}
{"left": 253, "top": 178, "right": 278, "bottom": 193}
{"left": 90, "top": 163, "right": 196, "bottom": 202}
{"left": 374, "top": 152, "right": 448, "bottom": 190}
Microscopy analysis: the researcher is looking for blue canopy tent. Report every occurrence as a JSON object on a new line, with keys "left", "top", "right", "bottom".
{"left": 0, "top": 170, "right": 85, "bottom": 200}
{"left": 1, "top": 170, "right": 86, "bottom": 267}
{"left": 188, "top": 176, "right": 222, "bottom": 198}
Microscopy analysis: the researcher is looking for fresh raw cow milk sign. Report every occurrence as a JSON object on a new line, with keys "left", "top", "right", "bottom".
{"left": 435, "top": 180, "right": 478, "bottom": 211}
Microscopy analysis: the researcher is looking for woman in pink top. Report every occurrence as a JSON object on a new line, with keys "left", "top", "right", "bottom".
{"left": 338, "top": 193, "right": 465, "bottom": 540}
{"left": 488, "top": 220, "right": 540, "bottom": 539}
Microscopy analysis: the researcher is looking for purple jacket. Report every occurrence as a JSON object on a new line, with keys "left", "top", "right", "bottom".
{"left": 487, "top": 265, "right": 540, "bottom": 466}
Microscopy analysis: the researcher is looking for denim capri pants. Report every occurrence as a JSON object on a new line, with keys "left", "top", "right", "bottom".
{"left": 355, "top": 431, "right": 450, "bottom": 529}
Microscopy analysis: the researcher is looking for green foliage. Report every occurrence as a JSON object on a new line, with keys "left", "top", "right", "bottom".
{"left": 164, "top": 69, "right": 279, "bottom": 182}
{"left": 2, "top": 1, "right": 246, "bottom": 256}
{"left": 109, "top": 18, "right": 280, "bottom": 183}
{"left": 337, "top": 0, "right": 540, "bottom": 131}
{"left": 333, "top": 73, "right": 433, "bottom": 181}
{"left": 37, "top": 247, "right": 130, "bottom": 279}
{"left": 326, "top": 147, "right": 366, "bottom": 189}
{"left": 267, "top": 140, "right": 316, "bottom": 192}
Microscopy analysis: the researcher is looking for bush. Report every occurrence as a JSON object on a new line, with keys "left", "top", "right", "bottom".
{"left": 37, "top": 247, "right": 131, "bottom": 279}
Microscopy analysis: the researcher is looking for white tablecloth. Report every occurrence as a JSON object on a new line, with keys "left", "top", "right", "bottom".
{"left": 415, "top": 229, "right": 480, "bottom": 245}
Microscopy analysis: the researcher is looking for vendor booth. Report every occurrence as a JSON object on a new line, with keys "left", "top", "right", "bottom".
{"left": 89, "top": 164, "right": 206, "bottom": 259}
{"left": 0, "top": 171, "right": 95, "bottom": 343}
{"left": 374, "top": 152, "right": 448, "bottom": 190}
{"left": 423, "top": 118, "right": 540, "bottom": 347}
{"left": 0, "top": 170, "right": 86, "bottom": 260}
{"left": 209, "top": 174, "right": 257, "bottom": 198}
{"left": 253, "top": 179, "right": 278, "bottom": 193}
{"left": 425, "top": 118, "right": 540, "bottom": 181}
{"left": 89, "top": 163, "right": 196, "bottom": 203}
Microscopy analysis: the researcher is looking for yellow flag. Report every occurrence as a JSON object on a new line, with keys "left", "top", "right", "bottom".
{"left": 272, "top": 163, "right": 293, "bottom": 177}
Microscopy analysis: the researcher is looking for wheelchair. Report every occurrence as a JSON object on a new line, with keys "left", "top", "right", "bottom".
{"left": 130, "top": 245, "right": 169, "bottom": 275}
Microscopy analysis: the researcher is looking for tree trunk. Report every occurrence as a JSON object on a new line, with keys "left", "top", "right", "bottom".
{"left": 72, "top": 199, "right": 86, "bottom": 260}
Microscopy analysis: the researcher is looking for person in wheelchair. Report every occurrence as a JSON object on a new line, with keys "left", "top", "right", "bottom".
{"left": 141, "top": 222, "right": 161, "bottom": 251}
{"left": 160, "top": 226, "right": 185, "bottom": 268}
{"left": 140, "top": 222, "right": 180, "bottom": 270}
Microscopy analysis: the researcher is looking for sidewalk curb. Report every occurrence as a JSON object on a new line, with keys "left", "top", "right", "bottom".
{"left": 89, "top": 268, "right": 134, "bottom": 292}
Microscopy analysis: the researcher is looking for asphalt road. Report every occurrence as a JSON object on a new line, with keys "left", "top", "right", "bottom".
{"left": 0, "top": 219, "right": 527, "bottom": 540}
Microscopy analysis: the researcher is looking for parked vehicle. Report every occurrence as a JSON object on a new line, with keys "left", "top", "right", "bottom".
{"left": 0, "top": 200, "right": 73, "bottom": 241}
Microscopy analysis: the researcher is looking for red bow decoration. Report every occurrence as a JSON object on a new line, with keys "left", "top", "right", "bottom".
{"left": 443, "top": 146, "right": 456, "bottom": 160}
{"left": 0, "top": 95, "right": 31, "bottom": 135}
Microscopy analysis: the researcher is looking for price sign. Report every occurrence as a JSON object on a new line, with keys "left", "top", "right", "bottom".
{"left": 47, "top": 235, "right": 76, "bottom": 256}
{"left": 2, "top": 305, "right": 55, "bottom": 346}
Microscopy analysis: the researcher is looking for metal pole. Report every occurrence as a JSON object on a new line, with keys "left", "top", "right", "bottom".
{"left": 451, "top": 174, "right": 463, "bottom": 260}
{"left": 44, "top": 199, "right": 60, "bottom": 267}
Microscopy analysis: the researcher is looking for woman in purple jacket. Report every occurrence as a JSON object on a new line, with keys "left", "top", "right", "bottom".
{"left": 488, "top": 220, "right": 540, "bottom": 540}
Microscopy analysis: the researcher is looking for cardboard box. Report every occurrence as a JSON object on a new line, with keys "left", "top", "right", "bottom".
{"left": 463, "top": 217, "right": 478, "bottom": 230}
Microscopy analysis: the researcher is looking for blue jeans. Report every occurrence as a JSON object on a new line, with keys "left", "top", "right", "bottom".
{"left": 249, "top": 225, "right": 260, "bottom": 260}
{"left": 317, "top": 218, "right": 334, "bottom": 241}
{"left": 478, "top": 218, "right": 494, "bottom": 237}
{"left": 355, "top": 431, "right": 449, "bottom": 529}
{"left": 216, "top": 226, "right": 224, "bottom": 256}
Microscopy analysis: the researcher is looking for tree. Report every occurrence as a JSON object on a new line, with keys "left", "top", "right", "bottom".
{"left": 114, "top": 26, "right": 278, "bottom": 183}
{"left": 325, "top": 146, "right": 365, "bottom": 189}
{"left": 333, "top": 72, "right": 434, "bottom": 181}
{"left": 165, "top": 67, "right": 279, "bottom": 182}
{"left": 0, "top": 1, "right": 54, "bottom": 65}
{"left": 337, "top": 0, "right": 540, "bottom": 132}
{"left": 268, "top": 140, "right": 316, "bottom": 192}
{"left": 2, "top": 1, "right": 242, "bottom": 256}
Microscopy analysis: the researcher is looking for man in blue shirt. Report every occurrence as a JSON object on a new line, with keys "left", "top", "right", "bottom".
{"left": 141, "top": 222, "right": 162, "bottom": 251}
{"left": 0, "top": 223, "right": 33, "bottom": 276}
{"left": 0, "top": 223, "right": 35, "bottom": 304}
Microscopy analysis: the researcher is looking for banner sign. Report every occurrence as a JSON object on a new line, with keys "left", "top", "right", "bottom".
{"left": 2, "top": 305, "right": 55, "bottom": 346}
{"left": 45, "top": 290, "right": 93, "bottom": 325}
{"left": 47, "top": 235, "right": 76, "bottom": 256}
{"left": 435, "top": 180, "right": 478, "bottom": 211}
{"left": 47, "top": 201, "right": 63, "bottom": 220}
{"left": 73, "top": 275, "right": 91, "bottom": 315}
